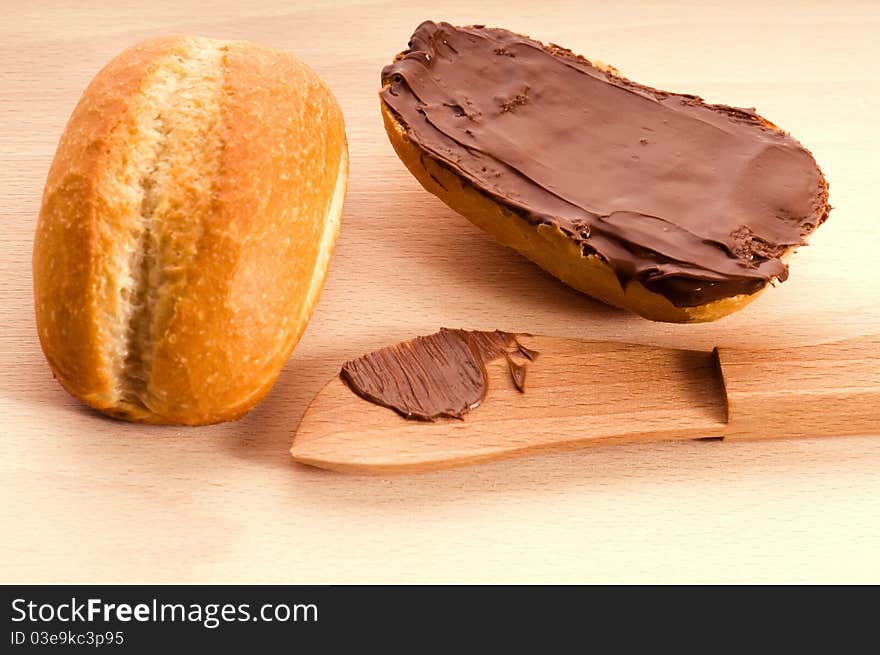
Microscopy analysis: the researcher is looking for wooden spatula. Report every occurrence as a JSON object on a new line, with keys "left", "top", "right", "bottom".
{"left": 290, "top": 334, "right": 880, "bottom": 474}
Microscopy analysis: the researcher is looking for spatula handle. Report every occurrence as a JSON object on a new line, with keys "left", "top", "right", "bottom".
{"left": 716, "top": 335, "right": 880, "bottom": 440}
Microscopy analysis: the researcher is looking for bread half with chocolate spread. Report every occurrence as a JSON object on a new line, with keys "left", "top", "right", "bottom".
{"left": 380, "top": 21, "right": 829, "bottom": 323}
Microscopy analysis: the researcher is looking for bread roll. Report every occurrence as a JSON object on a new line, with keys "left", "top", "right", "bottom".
{"left": 380, "top": 22, "right": 829, "bottom": 323}
{"left": 33, "top": 35, "right": 348, "bottom": 424}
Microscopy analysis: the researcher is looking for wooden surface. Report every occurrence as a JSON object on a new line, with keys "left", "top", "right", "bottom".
{"left": 719, "top": 335, "right": 880, "bottom": 441}
{"left": 293, "top": 336, "right": 729, "bottom": 473}
{"left": 293, "top": 336, "right": 880, "bottom": 472}
{"left": 2, "top": 0, "right": 879, "bottom": 583}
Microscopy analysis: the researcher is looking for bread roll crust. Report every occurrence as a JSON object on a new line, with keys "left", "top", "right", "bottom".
{"left": 34, "top": 36, "right": 348, "bottom": 424}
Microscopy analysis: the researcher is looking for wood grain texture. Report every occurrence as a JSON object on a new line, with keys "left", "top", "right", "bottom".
{"left": 293, "top": 336, "right": 730, "bottom": 473}
{"left": 2, "top": 0, "right": 880, "bottom": 583}
{"left": 293, "top": 336, "right": 880, "bottom": 472}
{"left": 719, "top": 335, "right": 880, "bottom": 440}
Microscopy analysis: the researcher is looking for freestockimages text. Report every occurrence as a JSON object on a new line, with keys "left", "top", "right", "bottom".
{"left": 10, "top": 597, "right": 318, "bottom": 629}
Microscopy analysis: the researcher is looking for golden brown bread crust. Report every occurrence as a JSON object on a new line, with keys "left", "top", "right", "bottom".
{"left": 33, "top": 36, "right": 348, "bottom": 424}
{"left": 380, "top": 53, "right": 829, "bottom": 323}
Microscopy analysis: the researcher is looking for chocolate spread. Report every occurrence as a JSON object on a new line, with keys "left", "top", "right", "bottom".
{"left": 380, "top": 22, "right": 829, "bottom": 306}
{"left": 340, "top": 328, "right": 537, "bottom": 420}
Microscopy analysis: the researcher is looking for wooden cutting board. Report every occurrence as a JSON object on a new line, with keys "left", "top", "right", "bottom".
{"left": 2, "top": 0, "right": 879, "bottom": 584}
